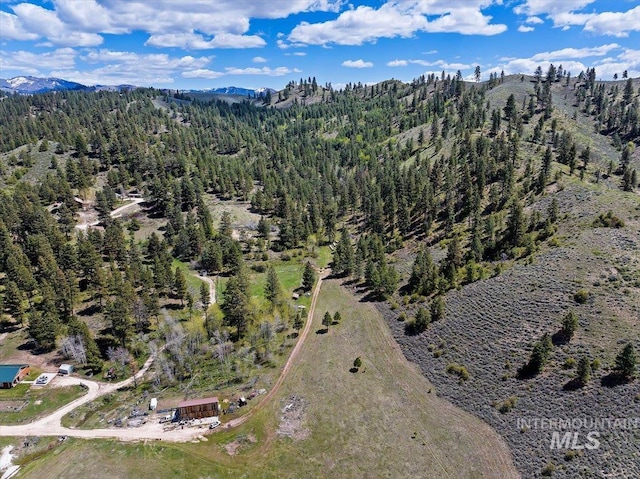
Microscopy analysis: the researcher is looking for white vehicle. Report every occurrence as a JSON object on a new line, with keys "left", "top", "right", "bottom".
{"left": 209, "top": 419, "right": 221, "bottom": 429}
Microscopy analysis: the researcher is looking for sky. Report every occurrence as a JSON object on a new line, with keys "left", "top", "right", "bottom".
{"left": 0, "top": 0, "right": 639, "bottom": 90}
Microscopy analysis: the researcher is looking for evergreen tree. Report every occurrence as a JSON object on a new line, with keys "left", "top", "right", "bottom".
{"left": 302, "top": 261, "right": 316, "bottom": 291}
{"left": 265, "top": 265, "right": 282, "bottom": 307}
{"left": 322, "top": 311, "right": 332, "bottom": 330}
{"left": 615, "top": 343, "right": 637, "bottom": 380}
{"left": 562, "top": 310, "right": 579, "bottom": 340}
{"left": 576, "top": 356, "right": 591, "bottom": 387}
{"left": 200, "top": 281, "right": 210, "bottom": 310}
{"left": 173, "top": 267, "right": 188, "bottom": 306}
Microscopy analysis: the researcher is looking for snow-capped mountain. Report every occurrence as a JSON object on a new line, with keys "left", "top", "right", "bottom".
{"left": 1, "top": 76, "right": 88, "bottom": 94}
{"left": 207, "top": 86, "right": 277, "bottom": 97}
{"left": 0, "top": 76, "right": 136, "bottom": 95}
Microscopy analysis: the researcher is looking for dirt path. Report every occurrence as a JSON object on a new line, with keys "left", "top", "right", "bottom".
{"left": 0, "top": 270, "right": 328, "bottom": 443}
{"left": 75, "top": 197, "right": 144, "bottom": 230}
{"left": 194, "top": 274, "right": 216, "bottom": 305}
{"left": 225, "top": 268, "right": 329, "bottom": 430}
{"left": 0, "top": 347, "right": 166, "bottom": 441}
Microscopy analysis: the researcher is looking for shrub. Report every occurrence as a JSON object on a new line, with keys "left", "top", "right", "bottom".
{"left": 397, "top": 312, "right": 407, "bottom": 322}
{"left": 541, "top": 462, "right": 556, "bottom": 476}
{"left": 562, "top": 310, "right": 579, "bottom": 339}
{"left": 573, "top": 289, "right": 590, "bottom": 304}
{"left": 592, "top": 211, "right": 625, "bottom": 228}
{"left": 563, "top": 357, "right": 576, "bottom": 369}
{"left": 564, "top": 450, "right": 582, "bottom": 461}
{"left": 353, "top": 357, "right": 362, "bottom": 370}
{"left": 446, "top": 363, "right": 469, "bottom": 382}
{"left": 498, "top": 396, "right": 518, "bottom": 413}
{"left": 414, "top": 307, "right": 431, "bottom": 332}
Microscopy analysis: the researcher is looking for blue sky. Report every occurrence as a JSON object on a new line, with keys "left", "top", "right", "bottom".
{"left": 1, "top": 0, "right": 639, "bottom": 89}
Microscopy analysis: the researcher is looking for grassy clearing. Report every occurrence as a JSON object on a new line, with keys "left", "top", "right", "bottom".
{"left": 16, "top": 279, "right": 517, "bottom": 479}
{"left": 0, "top": 385, "right": 86, "bottom": 425}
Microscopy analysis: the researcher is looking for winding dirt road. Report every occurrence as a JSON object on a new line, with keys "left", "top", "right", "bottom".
{"left": 194, "top": 274, "right": 216, "bottom": 305}
{"left": 0, "top": 269, "right": 327, "bottom": 443}
{"left": 75, "top": 197, "right": 145, "bottom": 231}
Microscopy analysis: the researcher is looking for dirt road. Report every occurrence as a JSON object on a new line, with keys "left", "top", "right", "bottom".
{"left": 226, "top": 268, "right": 329, "bottom": 429}
{"left": 194, "top": 274, "right": 216, "bottom": 305}
{"left": 0, "top": 348, "right": 177, "bottom": 441}
{"left": 75, "top": 197, "right": 144, "bottom": 230}
{"left": 0, "top": 270, "right": 327, "bottom": 443}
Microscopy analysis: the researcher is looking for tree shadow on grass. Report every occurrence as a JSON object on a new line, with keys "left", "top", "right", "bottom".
{"left": 552, "top": 330, "right": 570, "bottom": 346}
{"left": 600, "top": 372, "right": 633, "bottom": 388}
{"left": 516, "top": 363, "right": 539, "bottom": 380}
{"left": 163, "top": 303, "right": 184, "bottom": 311}
{"left": 349, "top": 367, "right": 359, "bottom": 374}
{"left": 562, "top": 378, "right": 584, "bottom": 391}
{"left": 315, "top": 328, "right": 328, "bottom": 335}
{"left": 77, "top": 303, "right": 101, "bottom": 317}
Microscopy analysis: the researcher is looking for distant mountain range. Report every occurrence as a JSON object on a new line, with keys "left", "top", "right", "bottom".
{"left": 0, "top": 76, "right": 278, "bottom": 98}
{"left": 188, "top": 86, "right": 277, "bottom": 98}
{"left": 0, "top": 76, "right": 136, "bottom": 95}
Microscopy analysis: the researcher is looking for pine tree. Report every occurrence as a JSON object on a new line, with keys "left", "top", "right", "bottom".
{"left": 322, "top": 311, "right": 332, "bottom": 330}
{"left": 615, "top": 343, "right": 637, "bottom": 380}
{"left": 302, "top": 261, "right": 316, "bottom": 291}
{"left": 173, "top": 267, "right": 187, "bottom": 306}
{"left": 265, "top": 265, "right": 282, "bottom": 307}
{"left": 200, "top": 281, "right": 210, "bottom": 310}
{"left": 562, "top": 310, "right": 579, "bottom": 340}
{"left": 576, "top": 356, "right": 591, "bottom": 387}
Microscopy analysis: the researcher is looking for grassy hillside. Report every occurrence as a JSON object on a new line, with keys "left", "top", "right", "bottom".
{"left": 12, "top": 279, "right": 518, "bottom": 478}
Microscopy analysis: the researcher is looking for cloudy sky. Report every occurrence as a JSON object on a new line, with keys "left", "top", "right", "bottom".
{"left": 1, "top": 0, "right": 639, "bottom": 89}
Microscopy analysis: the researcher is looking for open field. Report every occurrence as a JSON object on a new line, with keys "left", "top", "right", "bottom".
{"left": 0, "top": 385, "right": 86, "bottom": 425}
{"left": 8, "top": 278, "right": 518, "bottom": 479}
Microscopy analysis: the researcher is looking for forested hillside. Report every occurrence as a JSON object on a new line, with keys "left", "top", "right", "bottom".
{"left": 1, "top": 68, "right": 639, "bottom": 477}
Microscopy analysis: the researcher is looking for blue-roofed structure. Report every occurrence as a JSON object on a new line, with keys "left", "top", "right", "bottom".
{"left": 0, "top": 364, "right": 30, "bottom": 389}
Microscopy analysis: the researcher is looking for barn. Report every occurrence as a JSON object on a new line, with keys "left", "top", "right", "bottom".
{"left": 0, "top": 364, "right": 30, "bottom": 389}
{"left": 176, "top": 396, "right": 220, "bottom": 420}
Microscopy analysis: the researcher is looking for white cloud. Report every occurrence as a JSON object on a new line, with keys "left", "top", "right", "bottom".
{"left": 252, "top": 56, "right": 268, "bottom": 63}
{"left": 342, "top": 59, "right": 373, "bottom": 68}
{"left": 514, "top": 1, "right": 640, "bottom": 37}
{"left": 484, "top": 45, "right": 640, "bottom": 80}
{"left": 182, "top": 69, "right": 224, "bottom": 79}
{"left": 514, "top": 0, "right": 595, "bottom": 16}
{"left": 224, "top": 66, "right": 295, "bottom": 76}
{"left": 287, "top": 1, "right": 506, "bottom": 47}
{"left": 3, "top": 0, "right": 343, "bottom": 49}
{"left": 181, "top": 65, "right": 310, "bottom": 80}
{"left": 388, "top": 59, "right": 408, "bottom": 67}
{"left": 518, "top": 25, "right": 534, "bottom": 32}
{"left": 0, "top": 47, "right": 77, "bottom": 75}
{"left": 0, "top": 11, "right": 40, "bottom": 41}
{"left": 530, "top": 44, "right": 620, "bottom": 61}
{"left": 583, "top": 6, "right": 640, "bottom": 37}
{"left": 145, "top": 32, "right": 265, "bottom": 49}
{"left": 525, "top": 16, "right": 544, "bottom": 24}
{"left": 207, "top": 33, "right": 266, "bottom": 49}
{"left": 41, "top": 49, "right": 211, "bottom": 86}
{"left": 11, "top": 3, "right": 103, "bottom": 46}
